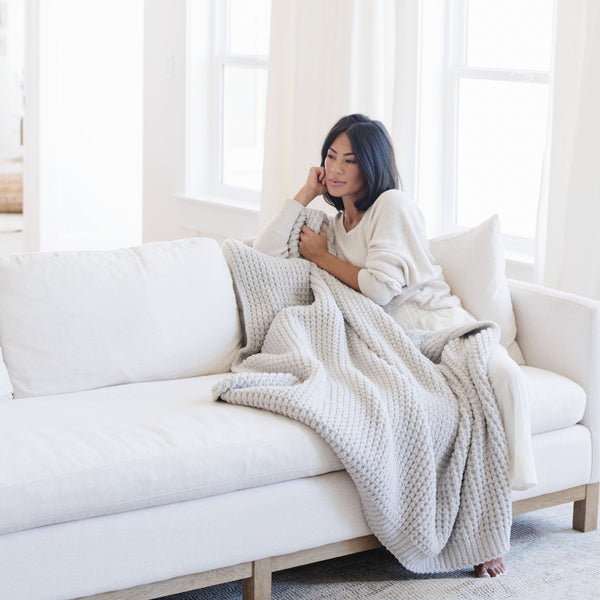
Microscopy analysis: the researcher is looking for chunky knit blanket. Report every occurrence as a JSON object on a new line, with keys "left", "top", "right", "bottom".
{"left": 213, "top": 210, "right": 511, "bottom": 573}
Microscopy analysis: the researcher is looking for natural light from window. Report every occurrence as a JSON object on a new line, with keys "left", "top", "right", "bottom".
{"left": 453, "top": 0, "right": 554, "bottom": 240}
{"left": 221, "top": 0, "right": 270, "bottom": 192}
{"left": 466, "top": 0, "right": 553, "bottom": 71}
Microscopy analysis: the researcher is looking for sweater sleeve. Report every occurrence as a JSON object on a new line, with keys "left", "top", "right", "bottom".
{"left": 357, "top": 191, "right": 439, "bottom": 305}
{"left": 253, "top": 198, "right": 304, "bottom": 258}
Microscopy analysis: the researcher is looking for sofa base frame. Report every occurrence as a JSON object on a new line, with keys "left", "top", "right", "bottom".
{"left": 77, "top": 483, "right": 599, "bottom": 600}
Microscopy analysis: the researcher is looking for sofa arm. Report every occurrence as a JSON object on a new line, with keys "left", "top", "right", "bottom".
{"left": 509, "top": 279, "right": 600, "bottom": 482}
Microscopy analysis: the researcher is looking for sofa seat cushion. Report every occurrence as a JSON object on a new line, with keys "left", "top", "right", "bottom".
{"left": 0, "top": 374, "right": 342, "bottom": 535}
{"left": 522, "top": 366, "right": 587, "bottom": 434}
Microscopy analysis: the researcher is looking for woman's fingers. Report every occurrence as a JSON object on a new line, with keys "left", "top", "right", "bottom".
{"left": 299, "top": 226, "right": 328, "bottom": 261}
{"left": 295, "top": 168, "right": 326, "bottom": 209}
{"left": 308, "top": 167, "right": 326, "bottom": 189}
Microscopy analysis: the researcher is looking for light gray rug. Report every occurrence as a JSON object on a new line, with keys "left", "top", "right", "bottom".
{"left": 159, "top": 502, "right": 600, "bottom": 600}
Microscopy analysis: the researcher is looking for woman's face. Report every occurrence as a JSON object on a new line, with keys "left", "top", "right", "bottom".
{"left": 325, "top": 133, "right": 368, "bottom": 205}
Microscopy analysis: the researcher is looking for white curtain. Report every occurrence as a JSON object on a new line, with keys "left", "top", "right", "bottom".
{"left": 260, "top": 0, "right": 419, "bottom": 227}
{"left": 536, "top": 0, "right": 600, "bottom": 298}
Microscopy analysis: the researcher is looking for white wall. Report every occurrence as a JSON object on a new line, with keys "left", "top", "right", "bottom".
{"left": 25, "top": 0, "right": 143, "bottom": 251}
{"left": 143, "top": 0, "right": 260, "bottom": 244}
{"left": 143, "top": 0, "right": 187, "bottom": 243}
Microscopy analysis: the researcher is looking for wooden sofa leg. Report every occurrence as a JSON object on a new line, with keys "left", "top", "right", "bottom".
{"left": 242, "top": 558, "right": 272, "bottom": 600}
{"left": 573, "top": 482, "right": 600, "bottom": 532}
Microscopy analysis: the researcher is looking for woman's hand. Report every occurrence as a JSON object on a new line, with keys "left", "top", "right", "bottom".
{"left": 299, "top": 225, "right": 362, "bottom": 292}
{"left": 294, "top": 167, "right": 327, "bottom": 207}
{"left": 298, "top": 225, "right": 328, "bottom": 264}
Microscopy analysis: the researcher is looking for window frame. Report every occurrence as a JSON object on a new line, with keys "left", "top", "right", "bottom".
{"left": 442, "top": 0, "right": 552, "bottom": 259}
{"left": 204, "top": 0, "right": 269, "bottom": 205}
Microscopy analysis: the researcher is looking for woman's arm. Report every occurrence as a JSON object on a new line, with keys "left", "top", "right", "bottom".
{"left": 294, "top": 167, "right": 327, "bottom": 207}
{"left": 298, "top": 191, "right": 441, "bottom": 305}
{"left": 356, "top": 191, "right": 438, "bottom": 305}
{"left": 254, "top": 167, "right": 327, "bottom": 257}
{"left": 253, "top": 198, "right": 304, "bottom": 257}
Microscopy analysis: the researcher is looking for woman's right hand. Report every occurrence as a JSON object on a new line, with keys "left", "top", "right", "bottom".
{"left": 293, "top": 167, "right": 327, "bottom": 207}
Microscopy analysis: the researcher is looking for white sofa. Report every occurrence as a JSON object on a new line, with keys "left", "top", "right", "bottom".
{"left": 0, "top": 231, "right": 598, "bottom": 600}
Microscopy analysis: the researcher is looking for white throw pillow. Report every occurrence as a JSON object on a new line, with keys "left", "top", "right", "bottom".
{"left": 0, "top": 238, "right": 242, "bottom": 398}
{"left": 429, "top": 215, "right": 525, "bottom": 364}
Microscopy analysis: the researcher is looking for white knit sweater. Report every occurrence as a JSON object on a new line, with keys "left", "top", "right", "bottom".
{"left": 254, "top": 190, "right": 461, "bottom": 310}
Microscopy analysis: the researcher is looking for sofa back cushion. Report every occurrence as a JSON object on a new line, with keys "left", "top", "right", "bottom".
{"left": 0, "top": 237, "right": 242, "bottom": 398}
{"left": 429, "top": 215, "right": 524, "bottom": 364}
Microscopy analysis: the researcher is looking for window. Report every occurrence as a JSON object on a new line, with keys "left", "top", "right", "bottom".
{"left": 219, "top": 0, "right": 270, "bottom": 193}
{"left": 443, "top": 0, "right": 554, "bottom": 255}
{"left": 187, "top": 0, "right": 271, "bottom": 203}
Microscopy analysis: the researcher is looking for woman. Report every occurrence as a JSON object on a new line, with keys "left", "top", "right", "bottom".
{"left": 256, "top": 114, "right": 474, "bottom": 329}
{"left": 255, "top": 113, "right": 536, "bottom": 578}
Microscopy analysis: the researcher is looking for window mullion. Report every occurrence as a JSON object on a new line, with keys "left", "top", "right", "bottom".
{"left": 457, "top": 67, "right": 549, "bottom": 84}
{"left": 455, "top": 0, "right": 469, "bottom": 68}
{"left": 211, "top": 0, "right": 228, "bottom": 196}
{"left": 217, "top": 54, "right": 268, "bottom": 67}
{"left": 443, "top": 0, "right": 466, "bottom": 230}
{"left": 187, "top": 0, "right": 270, "bottom": 203}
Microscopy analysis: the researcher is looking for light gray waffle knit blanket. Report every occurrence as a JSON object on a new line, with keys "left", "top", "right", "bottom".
{"left": 213, "top": 210, "right": 511, "bottom": 574}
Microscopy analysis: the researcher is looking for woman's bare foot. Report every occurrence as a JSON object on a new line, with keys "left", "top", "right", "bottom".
{"left": 474, "top": 557, "right": 506, "bottom": 577}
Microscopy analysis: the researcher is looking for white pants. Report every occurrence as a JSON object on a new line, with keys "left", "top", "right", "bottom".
{"left": 487, "top": 344, "right": 537, "bottom": 490}
{"left": 389, "top": 300, "right": 537, "bottom": 490}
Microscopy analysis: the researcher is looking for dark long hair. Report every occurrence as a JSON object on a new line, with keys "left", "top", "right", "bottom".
{"left": 320, "top": 114, "right": 401, "bottom": 212}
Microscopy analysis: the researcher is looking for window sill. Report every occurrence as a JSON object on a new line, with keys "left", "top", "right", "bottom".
{"left": 175, "top": 194, "right": 260, "bottom": 215}
{"left": 173, "top": 194, "right": 261, "bottom": 240}
{"left": 505, "top": 251, "right": 535, "bottom": 283}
